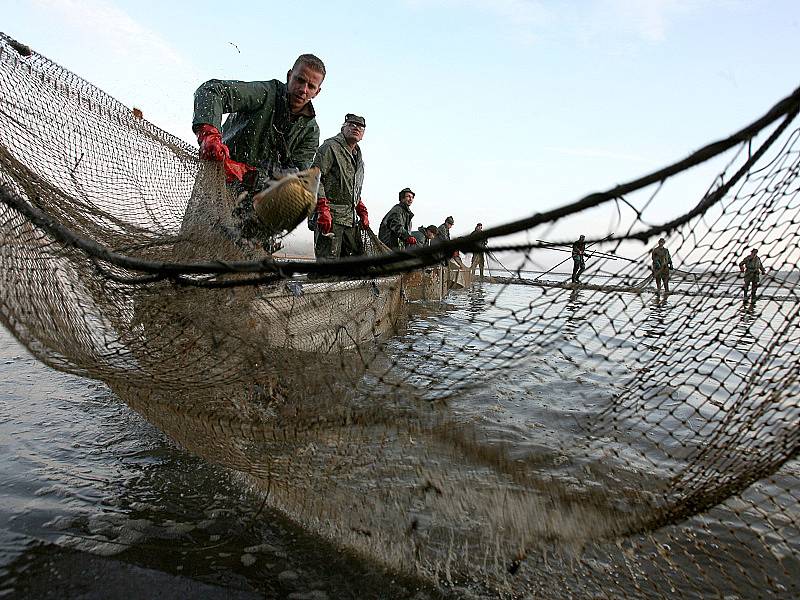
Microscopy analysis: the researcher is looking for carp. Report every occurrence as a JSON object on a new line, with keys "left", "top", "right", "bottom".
{"left": 252, "top": 167, "right": 320, "bottom": 235}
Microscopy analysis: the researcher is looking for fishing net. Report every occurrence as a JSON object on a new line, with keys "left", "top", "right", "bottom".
{"left": 1, "top": 32, "right": 799, "bottom": 598}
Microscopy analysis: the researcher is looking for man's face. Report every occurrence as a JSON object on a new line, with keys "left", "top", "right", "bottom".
{"left": 446, "top": 222, "right": 453, "bottom": 229}
{"left": 658, "top": 239, "right": 665, "bottom": 246}
{"left": 286, "top": 64, "right": 324, "bottom": 114}
{"left": 425, "top": 230, "right": 436, "bottom": 240}
{"left": 342, "top": 121, "right": 365, "bottom": 144}
{"left": 401, "top": 192, "right": 414, "bottom": 207}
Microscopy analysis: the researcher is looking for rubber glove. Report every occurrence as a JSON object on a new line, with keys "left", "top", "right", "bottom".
{"left": 196, "top": 124, "right": 256, "bottom": 183}
{"left": 196, "top": 124, "right": 229, "bottom": 161}
{"left": 355, "top": 200, "right": 369, "bottom": 228}
{"left": 316, "top": 198, "right": 332, "bottom": 235}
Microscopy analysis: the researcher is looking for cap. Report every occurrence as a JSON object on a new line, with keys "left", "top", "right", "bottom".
{"left": 345, "top": 113, "right": 366, "bottom": 127}
{"left": 445, "top": 216, "right": 455, "bottom": 225}
{"left": 398, "top": 187, "right": 415, "bottom": 200}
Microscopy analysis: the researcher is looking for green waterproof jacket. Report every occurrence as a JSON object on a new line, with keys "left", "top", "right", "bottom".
{"left": 740, "top": 255, "right": 764, "bottom": 279}
{"left": 193, "top": 79, "right": 319, "bottom": 174}
{"left": 312, "top": 133, "right": 364, "bottom": 227}
{"left": 379, "top": 203, "right": 414, "bottom": 249}
{"left": 651, "top": 246, "right": 673, "bottom": 274}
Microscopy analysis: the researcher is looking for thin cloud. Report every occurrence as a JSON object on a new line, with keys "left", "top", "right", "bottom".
{"left": 31, "top": 0, "right": 187, "bottom": 67}
{"left": 408, "top": 0, "right": 722, "bottom": 44}
{"left": 546, "top": 145, "right": 655, "bottom": 165}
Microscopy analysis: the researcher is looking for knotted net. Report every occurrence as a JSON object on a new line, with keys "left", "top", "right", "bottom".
{"left": 1, "top": 33, "right": 799, "bottom": 598}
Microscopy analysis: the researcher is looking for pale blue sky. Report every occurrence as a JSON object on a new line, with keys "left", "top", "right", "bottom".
{"left": 4, "top": 0, "right": 800, "bottom": 254}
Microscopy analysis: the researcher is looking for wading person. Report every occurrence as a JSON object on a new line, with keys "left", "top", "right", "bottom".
{"left": 651, "top": 238, "right": 674, "bottom": 297}
{"left": 379, "top": 188, "right": 417, "bottom": 250}
{"left": 571, "top": 235, "right": 586, "bottom": 284}
{"left": 313, "top": 114, "right": 368, "bottom": 259}
{"left": 739, "top": 247, "right": 766, "bottom": 303}
{"left": 470, "top": 222, "right": 488, "bottom": 278}
{"left": 191, "top": 53, "right": 325, "bottom": 250}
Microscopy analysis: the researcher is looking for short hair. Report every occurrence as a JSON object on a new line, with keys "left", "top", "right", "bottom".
{"left": 292, "top": 54, "right": 326, "bottom": 78}
{"left": 425, "top": 225, "right": 438, "bottom": 234}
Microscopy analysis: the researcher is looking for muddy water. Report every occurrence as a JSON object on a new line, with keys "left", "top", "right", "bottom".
{"left": 1, "top": 280, "right": 799, "bottom": 598}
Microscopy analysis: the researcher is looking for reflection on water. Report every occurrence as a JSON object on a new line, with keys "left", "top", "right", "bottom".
{"left": 1, "top": 281, "right": 799, "bottom": 599}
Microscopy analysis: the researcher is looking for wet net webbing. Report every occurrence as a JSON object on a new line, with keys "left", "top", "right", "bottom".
{"left": 1, "top": 32, "right": 799, "bottom": 598}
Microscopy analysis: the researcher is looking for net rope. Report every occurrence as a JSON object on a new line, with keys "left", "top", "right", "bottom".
{"left": 1, "top": 33, "right": 799, "bottom": 598}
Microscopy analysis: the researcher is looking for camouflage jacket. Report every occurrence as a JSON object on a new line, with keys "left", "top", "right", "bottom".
{"left": 411, "top": 226, "right": 432, "bottom": 246}
{"left": 436, "top": 223, "right": 451, "bottom": 244}
{"left": 740, "top": 254, "right": 764, "bottom": 277}
{"left": 651, "top": 246, "right": 673, "bottom": 272}
{"left": 379, "top": 203, "right": 414, "bottom": 249}
{"left": 312, "top": 133, "right": 364, "bottom": 227}
{"left": 192, "top": 79, "right": 319, "bottom": 175}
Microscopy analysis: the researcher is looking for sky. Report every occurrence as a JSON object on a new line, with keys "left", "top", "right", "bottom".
{"left": 4, "top": 0, "right": 800, "bottom": 258}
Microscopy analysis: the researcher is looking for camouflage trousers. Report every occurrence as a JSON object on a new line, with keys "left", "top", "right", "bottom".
{"left": 743, "top": 273, "right": 760, "bottom": 300}
{"left": 314, "top": 224, "right": 364, "bottom": 259}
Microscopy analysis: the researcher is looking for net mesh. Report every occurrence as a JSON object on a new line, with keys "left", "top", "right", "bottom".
{"left": 1, "top": 33, "right": 799, "bottom": 598}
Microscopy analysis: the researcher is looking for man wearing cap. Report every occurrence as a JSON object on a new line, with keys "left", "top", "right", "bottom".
{"left": 313, "top": 113, "right": 369, "bottom": 259}
{"left": 651, "top": 238, "right": 674, "bottom": 298}
{"left": 411, "top": 225, "right": 439, "bottom": 247}
{"left": 379, "top": 188, "right": 417, "bottom": 250}
{"left": 191, "top": 53, "right": 325, "bottom": 250}
{"left": 470, "top": 222, "right": 488, "bottom": 278}
{"left": 571, "top": 234, "right": 586, "bottom": 284}
{"left": 437, "top": 216, "right": 455, "bottom": 244}
{"left": 739, "top": 247, "right": 767, "bottom": 303}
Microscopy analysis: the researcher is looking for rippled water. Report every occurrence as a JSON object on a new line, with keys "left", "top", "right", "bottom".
{"left": 1, "top": 279, "right": 798, "bottom": 598}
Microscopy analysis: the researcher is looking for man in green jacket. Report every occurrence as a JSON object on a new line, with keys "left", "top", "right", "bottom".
{"left": 739, "top": 247, "right": 766, "bottom": 302}
{"left": 379, "top": 188, "right": 417, "bottom": 250}
{"left": 436, "top": 216, "right": 454, "bottom": 244}
{"left": 651, "top": 238, "right": 674, "bottom": 297}
{"left": 411, "top": 225, "right": 439, "bottom": 246}
{"left": 191, "top": 53, "right": 325, "bottom": 249}
{"left": 313, "top": 114, "right": 369, "bottom": 259}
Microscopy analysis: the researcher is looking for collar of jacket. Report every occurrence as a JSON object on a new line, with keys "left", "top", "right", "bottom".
{"left": 398, "top": 202, "right": 414, "bottom": 219}
{"left": 331, "top": 132, "right": 361, "bottom": 157}
{"left": 279, "top": 82, "right": 316, "bottom": 119}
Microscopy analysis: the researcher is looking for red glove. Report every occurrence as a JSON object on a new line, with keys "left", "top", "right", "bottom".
{"left": 224, "top": 158, "right": 256, "bottom": 183}
{"left": 316, "top": 197, "right": 332, "bottom": 234}
{"left": 196, "top": 124, "right": 256, "bottom": 183}
{"left": 355, "top": 200, "right": 369, "bottom": 228}
{"left": 405, "top": 236, "right": 417, "bottom": 246}
{"left": 196, "top": 124, "right": 229, "bottom": 161}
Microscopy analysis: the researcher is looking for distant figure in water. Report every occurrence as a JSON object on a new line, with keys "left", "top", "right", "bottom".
{"left": 470, "top": 223, "right": 488, "bottom": 278}
{"left": 571, "top": 235, "right": 586, "bottom": 284}
{"left": 651, "top": 238, "right": 673, "bottom": 298}
{"left": 739, "top": 247, "right": 766, "bottom": 303}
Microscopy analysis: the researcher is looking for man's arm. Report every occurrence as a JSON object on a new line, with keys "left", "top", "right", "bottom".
{"left": 311, "top": 141, "right": 334, "bottom": 199}
{"left": 192, "top": 79, "right": 273, "bottom": 131}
